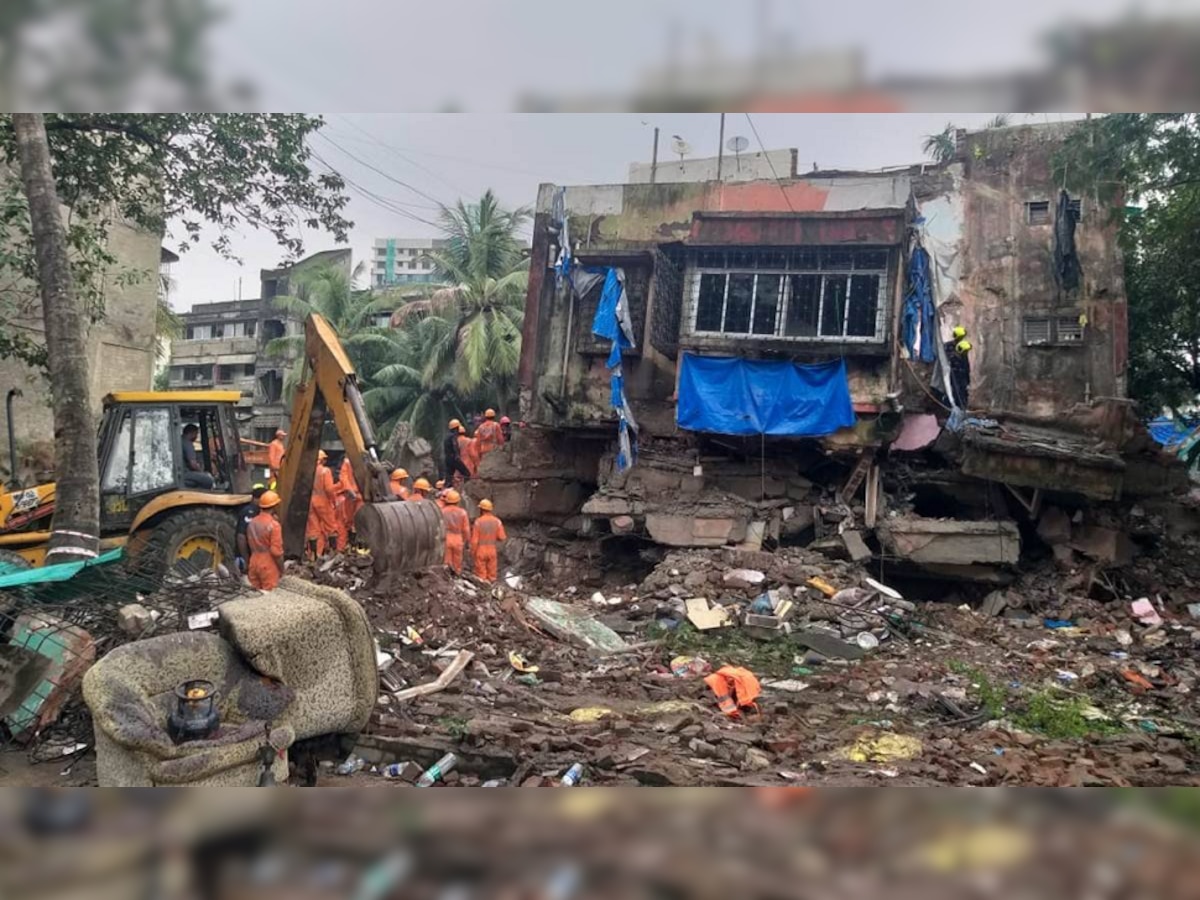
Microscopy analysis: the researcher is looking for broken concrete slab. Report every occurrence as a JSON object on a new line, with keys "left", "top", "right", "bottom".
{"left": 735, "top": 521, "right": 766, "bottom": 552}
{"left": 841, "top": 531, "right": 872, "bottom": 563}
{"left": 685, "top": 598, "right": 730, "bottom": 631}
{"left": 892, "top": 413, "right": 941, "bottom": 452}
{"left": 525, "top": 598, "right": 631, "bottom": 653}
{"left": 877, "top": 517, "right": 1020, "bottom": 566}
{"left": 646, "top": 513, "right": 745, "bottom": 547}
{"left": 979, "top": 591, "right": 1009, "bottom": 618}
{"left": 722, "top": 568, "right": 766, "bottom": 589}
{"left": 792, "top": 630, "right": 866, "bottom": 660}
{"left": 118, "top": 603, "right": 153, "bottom": 638}
{"left": 1036, "top": 506, "right": 1072, "bottom": 545}
{"left": 1068, "top": 525, "right": 1135, "bottom": 566}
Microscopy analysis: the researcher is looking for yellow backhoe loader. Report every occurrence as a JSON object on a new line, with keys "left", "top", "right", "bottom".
{"left": 0, "top": 314, "right": 442, "bottom": 583}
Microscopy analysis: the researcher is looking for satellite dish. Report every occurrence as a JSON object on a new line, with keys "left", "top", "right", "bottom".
{"left": 726, "top": 135, "right": 749, "bottom": 173}
{"left": 670, "top": 135, "right": 691, "bottom": 160}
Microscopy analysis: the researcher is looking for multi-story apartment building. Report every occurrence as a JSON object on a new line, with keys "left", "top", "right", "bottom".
{"left": 168, "top": 248, "right": 352, "bottom": 441}
{"left": 370, "top": 237, "right": 447, "bottom": 287}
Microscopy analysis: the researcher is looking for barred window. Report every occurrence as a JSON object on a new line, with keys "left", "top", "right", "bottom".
{"left": 688, "top": 246, "right": 889, "bottom": 342}
{"left": 1025, "top": 315, "right": 1085, "bottom": 345}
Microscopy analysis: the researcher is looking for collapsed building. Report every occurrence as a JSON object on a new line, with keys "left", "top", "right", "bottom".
{"left": 473, "top": 122, "right": 1187, "bottom": 589}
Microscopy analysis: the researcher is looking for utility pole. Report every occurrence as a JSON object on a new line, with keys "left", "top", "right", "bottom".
{"left": 651, "top": 127, "right": 660, "bottom": 184}
{"left": 716, "top": 113, "right": 726, "bottom": 181}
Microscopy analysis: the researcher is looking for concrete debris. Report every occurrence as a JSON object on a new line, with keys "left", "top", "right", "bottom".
{"left": 878, "top": 517, "right": 1021, "bottom": 567}
{"left": 841, "top": 531, "right": 872, "bottom": 563}
{"left": 723, "top": 569, "right": 766, "bottom": 589}
{"left": 525, "top": 598, "right": 630, "bottom": 653}
{"left": 117, "top": 603, "right": 154, "bottom": 638}
{"left": 685, "top": 598, "right": 730, "bottom": 631}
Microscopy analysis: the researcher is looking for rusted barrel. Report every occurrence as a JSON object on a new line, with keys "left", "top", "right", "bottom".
{"left": 356, "top": 500, "right": 446, "bottom": 575}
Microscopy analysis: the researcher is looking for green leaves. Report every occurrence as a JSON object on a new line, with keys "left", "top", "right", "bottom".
{"left": 1059, "top": 115, "right": 1200, "bottom": 414}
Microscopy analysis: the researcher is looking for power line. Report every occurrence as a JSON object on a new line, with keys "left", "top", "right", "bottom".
{"left": 334, "top": 115, "right": 469, "bottom": 199}
{"left": 744, "top": 113, "right": 795, "bottom": 213}
{"left": 309, "top": 148, "right": 440, "bottom": 229}
{"left": 314, "top": 129, "right": 448, "bottom": 209}
{"left": 326, "top": 128, "right": 548, "bottom": 178}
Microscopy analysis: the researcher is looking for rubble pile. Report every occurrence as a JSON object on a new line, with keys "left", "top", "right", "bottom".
{"left": 301, "top": 525, "right": 1200, "bottom": 788}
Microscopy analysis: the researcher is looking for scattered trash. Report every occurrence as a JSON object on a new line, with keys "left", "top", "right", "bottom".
{"left": 1187, "top": 603, "right": 1200, "bottom": 621}
{"left": 560, "top": 763, "right": 585, "bottom": 786}
{"left": 508, "top": 651, "right": 539, "bottom": 674}
{"left": 504, "top": 574, "right": 524, "bottom": 590}
{"left": 1114, "top": 628, "right": 1133, "bottom": 647}
{"left": 855, "top": 632, "right": 880, "bottom": 651}
{"left": 1121, "top": 669, "right": 1154, "bottom": 692}
{"left": 569, "top": 707, "right": 615, "bottom": 724}
{"left": 806, "top": 576, "right": 837, "bottom": 598}
{"left": 1131, "top": 598, "right": 1162, "bottom": 627}
{"left": 1056, "top": 670, "right": 1079, "bottom": 682}
{"left": 837, "top": 733, "right": 923, "bottom": 764}
{"left": 1043, "top": 618, "right": 1075, "bottom": 629}
{"left": 415, "top": 753, "right": 457, "bottom": 787}
{"left": 186, "top": 610, "right": 220, "bottom": 630}
{"left": 669, "top": 655, "right": 712, "bottom": 678}
{"left": 481, "top": 779, "right": 506, "bottom": 787}
{"left": 762, "top": 679, "right": 810, "bottom": 693}
{"left": 336, "top": 754, "right": 366, "bottom": 776}
{"left": 968, "top": 762, "right": 988, "bottom": 776}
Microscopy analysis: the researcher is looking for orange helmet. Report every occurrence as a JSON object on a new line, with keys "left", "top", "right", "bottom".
{"left": 478, "top": 499, "right": 494, "bottom": 511}
{"left": 413, "top": 477, "right": 432, "bottom": 492}
{"left": 391, "top": 468, "right": 409, "bottom": 481}
{"left": 484, "top": 409, "right": 496, "bottom": 419}
{"left": 258, "top": 490, "right": 281, "bottom": 509}
{"left": 444, "top": 489, "right": 461, "bottom": 505}
{"left": 448, "top": 418, "right": 461, "bottom": 430}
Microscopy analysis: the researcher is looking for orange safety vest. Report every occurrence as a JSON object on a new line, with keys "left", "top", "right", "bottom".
{"left": 704, "top": 666, "right": 761, "bottom": 719}
{"left": 457, "top": 435, "right": 478, "bottom": 476}
{"left": 476, "top": 419, "right": 504, "bottom": 454}
{"left": 247, "top": 512, "right": 283, "bottom": 557}
{"left": 442, "top": 505, "right": 470, "bottom": 544}
{"left": 268, "top": 439, "right": 286, "bottom": 472}
{"left": 470, "top": 513, "right": 506, "bottom": 556}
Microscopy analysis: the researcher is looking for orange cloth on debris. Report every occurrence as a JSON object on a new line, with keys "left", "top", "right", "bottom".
{"left": 703, "top": 666, "right": 761, "bottom": 718}
{"left": 339, "top": 457, "right": 362, "bottom": 536}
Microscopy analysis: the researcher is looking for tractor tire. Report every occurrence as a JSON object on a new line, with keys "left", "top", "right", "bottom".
{"left": 128, "top": 507, "right": 238, "bottom": 586}
{"left": 0, "top": 548, "right": 32, "bottom": 577}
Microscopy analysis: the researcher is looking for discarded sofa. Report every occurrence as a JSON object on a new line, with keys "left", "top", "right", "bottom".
{"left": 82, "top": 577, "right": 377, "bottom": 787}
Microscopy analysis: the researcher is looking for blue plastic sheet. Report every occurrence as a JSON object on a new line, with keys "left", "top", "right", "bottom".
{"left": 588, "top": 266, "right": 638, "bottom": 470}
{"left": 903, "top": 245, "right": 936, "bottom": 363}
{"left": 677, "top": 355, "right": 856, "bottom": 437}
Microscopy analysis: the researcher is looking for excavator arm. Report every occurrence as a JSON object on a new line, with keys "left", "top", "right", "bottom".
{"left": 275, "top": 314, "right": 444, "bottom": 571}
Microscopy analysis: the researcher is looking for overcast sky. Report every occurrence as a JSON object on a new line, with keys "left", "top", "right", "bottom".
{"left": 167, "top": 112, "right": 1055, "bottom": 310}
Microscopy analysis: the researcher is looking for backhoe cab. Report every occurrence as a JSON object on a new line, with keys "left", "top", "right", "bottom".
{"left": 0, "top": 391, "right": 251, "bottom": 578}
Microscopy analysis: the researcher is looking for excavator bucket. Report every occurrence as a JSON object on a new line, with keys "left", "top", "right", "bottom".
{"left": 355, "top": 499, "right": 446, "bottom": 576}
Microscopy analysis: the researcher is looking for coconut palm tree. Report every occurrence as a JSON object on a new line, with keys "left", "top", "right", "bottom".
{"left": 923, "top": 122, "right": 958, "bottom": 164}
{"left": 265, "top": 261, "right": 398, "bottom": 397}
{"left": 379, "top": 191, "right": 530, "bottom": 437}
{"left": 984, "top": 114, "right": 1011, "bottom": 129}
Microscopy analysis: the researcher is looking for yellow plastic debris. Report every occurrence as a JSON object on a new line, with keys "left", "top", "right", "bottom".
{"left": 807, "top": 576, "right": 837, "bottom": 598}
{"left": 837, "top": 732, "right": 923, "bottom": 763}
{"left": 917, "top": 825, "right": 1033, "bottom": 872}
{"left": 569, "top": 707, "right": 615, "bottom": 723}
{"left": 508, "top": 651, "right": 539, "bottom": 673}
{"left": 635, "top": 700, "right": 695, "bottom": 716}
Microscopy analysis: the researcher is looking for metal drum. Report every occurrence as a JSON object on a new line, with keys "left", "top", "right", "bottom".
{"left": 356, "top": 499, "right": 445, "bottom": 575}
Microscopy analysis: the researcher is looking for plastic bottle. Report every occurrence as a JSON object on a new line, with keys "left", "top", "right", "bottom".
{"left": 336, "top": 754, "right": 365, "bottom": 776}
{"left": 481, "top": 779, "right": 505, "bottom": 787}
{"left": 560, "top": 763, "right": 584, "bottom": 786}
{"left": 415, "top": 753, "right": 457, "bottom": 787}
{"left": 382, "top": 763, "right": 410, "bottom": 779}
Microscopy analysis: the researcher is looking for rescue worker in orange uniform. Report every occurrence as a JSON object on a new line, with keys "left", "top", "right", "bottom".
{"left": 390, "top": 467, "right": 410, "bottom": 499}
{"left": 499, "top": 415, "right": 513, "bottom": 443}
{"left": 475, "top": 408, "right": 505, "bottom": 457}
{"left": 338, "top": 454, "right": 361, "bottom": 547}
{"left": 440, "top": 489, "right": 471, "bottom": 573}
{"left": 471, "top": 498, "right": 506, "bottom": 583}
{"left": 408, "top": 477, "right": 432, "bottom": 502}
{"left": 457, "top": 424, "right": 479, "bottom": 478}
{"left": 311, "top": 450, "right": 341, "bottom": 554}
{"left": 434, "top": 479, "right": 448, "bottom": 508}
{"left": 267, "top": 429, "right": 287, "bottom": 487}
{"left": 246, "top": 490, "right": 285, "bottom": 591}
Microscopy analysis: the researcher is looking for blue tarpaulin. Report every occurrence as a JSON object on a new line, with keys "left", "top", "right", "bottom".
{"left": 902, "top": 245, "right": 936, "bottom": 363}
{"left": 677, "top": 354, "right": 857, "bottom": 437}
{"left": 586, "top": 266, "right": 638, "bottom": 470}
